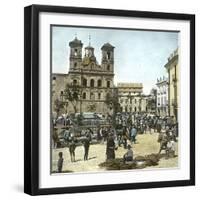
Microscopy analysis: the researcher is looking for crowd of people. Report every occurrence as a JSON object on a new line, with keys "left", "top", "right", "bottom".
{"left": 115, "top": 112, "right": 178, "bottom": 135}
{"left": 53, "top": 112, "right": 178, "bottom": 173}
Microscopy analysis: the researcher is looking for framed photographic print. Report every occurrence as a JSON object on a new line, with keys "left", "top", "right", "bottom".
{"left": 24, "top": 4, "right": 195, "bottom": 195}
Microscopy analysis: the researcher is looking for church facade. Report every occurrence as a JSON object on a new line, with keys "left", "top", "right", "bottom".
{"left": 52, "top": 37, "right": 115, "bottom": 115}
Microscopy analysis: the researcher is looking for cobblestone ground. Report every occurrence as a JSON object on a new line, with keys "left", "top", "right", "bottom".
{"left": 51, "top": 131, "right": 178, "bottom": 173}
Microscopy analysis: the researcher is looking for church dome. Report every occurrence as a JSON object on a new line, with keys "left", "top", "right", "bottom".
{"left": 69, "top": 37, "right": 83, "bottom": 47}
{"left": 101, "top": 43, "right": 114, "bottom": 50}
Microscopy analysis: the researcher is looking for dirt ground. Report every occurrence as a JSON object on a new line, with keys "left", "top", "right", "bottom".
{"left": 51, "top": 132, "right": 178, "bottom": 173}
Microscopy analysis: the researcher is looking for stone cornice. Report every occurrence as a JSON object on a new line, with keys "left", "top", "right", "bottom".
{"left": 164, "top": 55, "right": 178, "bottom": 70}
{"left": 69, "top": 71, "right": 114, "bottom": 76}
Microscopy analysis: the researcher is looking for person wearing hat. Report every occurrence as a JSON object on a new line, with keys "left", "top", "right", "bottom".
{"left": 82, "top": 132, "right": 91, "bottom": 161}
{"left": 106, "top": 132, "right": 116, "bottom": 160}
{"left": 57, "top": 152, "right": 64, "bottom": 173}
{"left": 123, "top": 144, "right": 133, "bottom": 163}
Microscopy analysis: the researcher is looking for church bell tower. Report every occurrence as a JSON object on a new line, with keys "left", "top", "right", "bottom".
{"left": 69, "top": 36, "right": 83, "bottom": 71}
{"left": 101, "top": 43, "right": 114, "bottom": 72}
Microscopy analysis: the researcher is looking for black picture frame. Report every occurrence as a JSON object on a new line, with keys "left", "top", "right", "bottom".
{"left": 24, "top": 4, "right": 195, "bottom": 196}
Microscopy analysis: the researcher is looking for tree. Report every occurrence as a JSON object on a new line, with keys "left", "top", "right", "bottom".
{"left": 63, "top": 83, "right": 81, "bottom": 113}
{"left": 105, "top": 89, "right": 120, "bottom": 127}
{"left": 54, "top": 98, "right": 64, "bottom": 118}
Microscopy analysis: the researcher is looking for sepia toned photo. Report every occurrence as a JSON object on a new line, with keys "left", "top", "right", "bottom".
{"left": 50, "top": 25, "right": 179, "bottom": 174}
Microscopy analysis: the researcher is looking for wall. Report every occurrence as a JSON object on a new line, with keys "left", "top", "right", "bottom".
{"left": 0, "top": 0, "right": 199, "bottom": 199}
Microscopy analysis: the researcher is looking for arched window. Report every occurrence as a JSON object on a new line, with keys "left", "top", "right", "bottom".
{"left": 74, "top": 62, "right": 77, "bottom": 68}
{"left": 91, "top": 63, "right": 94, "bottom": 69}
{"left": 82, "top": 92, "right": 86, "bottom": 99}
{"left": 98, "top": 93, "right": 101, "bottom": 100}
{"left": 107, "top": 81, "right": 110, "bottom": 88}
{"left": 107, "top": 52, "right": 111, "bottom": 59}
{"left": 134, "top": 107, "right": 137, "bottom": 112}
{"left": 74, "top": 49, "right": 78, "bottom": 56}
{"left": 83, "top": 78, "right": 87, "bottom": 87}
{"left": 107, "top": 65, "right": 110, "bottom": 71}
{"left": 97, "top": 80, "right": 102, "bottom": 87}
{"left": 53, "top": 76, "right": 56, "bottom": 80}
{"left": 90, "top": 79, "right": 94, "bottom": 87}
{"left": 73, "top": 79, "right": 77, "bottom": 85}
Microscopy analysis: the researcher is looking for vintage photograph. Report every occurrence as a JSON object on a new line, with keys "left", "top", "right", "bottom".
{"left": 51, "top": 25, "right": 179, "bottom": 174}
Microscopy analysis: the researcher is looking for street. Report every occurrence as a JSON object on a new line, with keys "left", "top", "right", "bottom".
{"left": 51, "top": 131, "right": 178, "bottom": 173}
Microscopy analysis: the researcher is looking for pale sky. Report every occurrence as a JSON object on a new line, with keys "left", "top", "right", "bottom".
{"left": 52, "top": 26, "right": 178, "bottom": 94}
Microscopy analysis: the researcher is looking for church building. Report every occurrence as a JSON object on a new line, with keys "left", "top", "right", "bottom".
{"left": 52, "top": 36, "right": 115, "bottom": 115}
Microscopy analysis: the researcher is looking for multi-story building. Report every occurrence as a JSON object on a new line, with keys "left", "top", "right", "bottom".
{"left": 156, "top": 76, "right": 168, "bottom": 117}
{"left": 146, "top": 88, "right": 157, "bottom": 114}
{"left": 117, "top": 83, "right": 148, "bottom": 113}
{"left": 164, "top": 48, "right": 179, "bottom": 121}
{"left": 52, "top": 37, "right": 115, "bottom": 115}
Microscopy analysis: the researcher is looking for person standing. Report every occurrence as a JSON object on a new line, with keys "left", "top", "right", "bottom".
{"left": 158, "top": 130, "right": 168, "bottom": 154}
{"left": 62, "top": 113, "right": 66, "bottom": 126}
{"left": 52, "top": 127, "right": 59, "bottom": 148}
{"left": 166, "top": 138, "right": 176, "bottom": 158}
{"left": 68, "top": 138, "right": 76, "bottom": 162}
{"left": 122, "top": 127, "right": 128, "bottom": 149}
{"left": 57, "top": 152, "right": 64, "bottom": 173}
{"left": 106, "top": 132, "right": 116, "bottom": 160}
{"left": 103, "top": 127, "right": 108, "bottom": 143}
{"left": 83, "top": 133, "right": 90, "bottom": 161}
{"left": 157, "top": 121, "right": 162, "bottom": 134}
{"left": 130, "top": 125, "right": 137, "bottom": 144}
{"left": 97, "top": 127, "right": 102, "bottom": 142}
